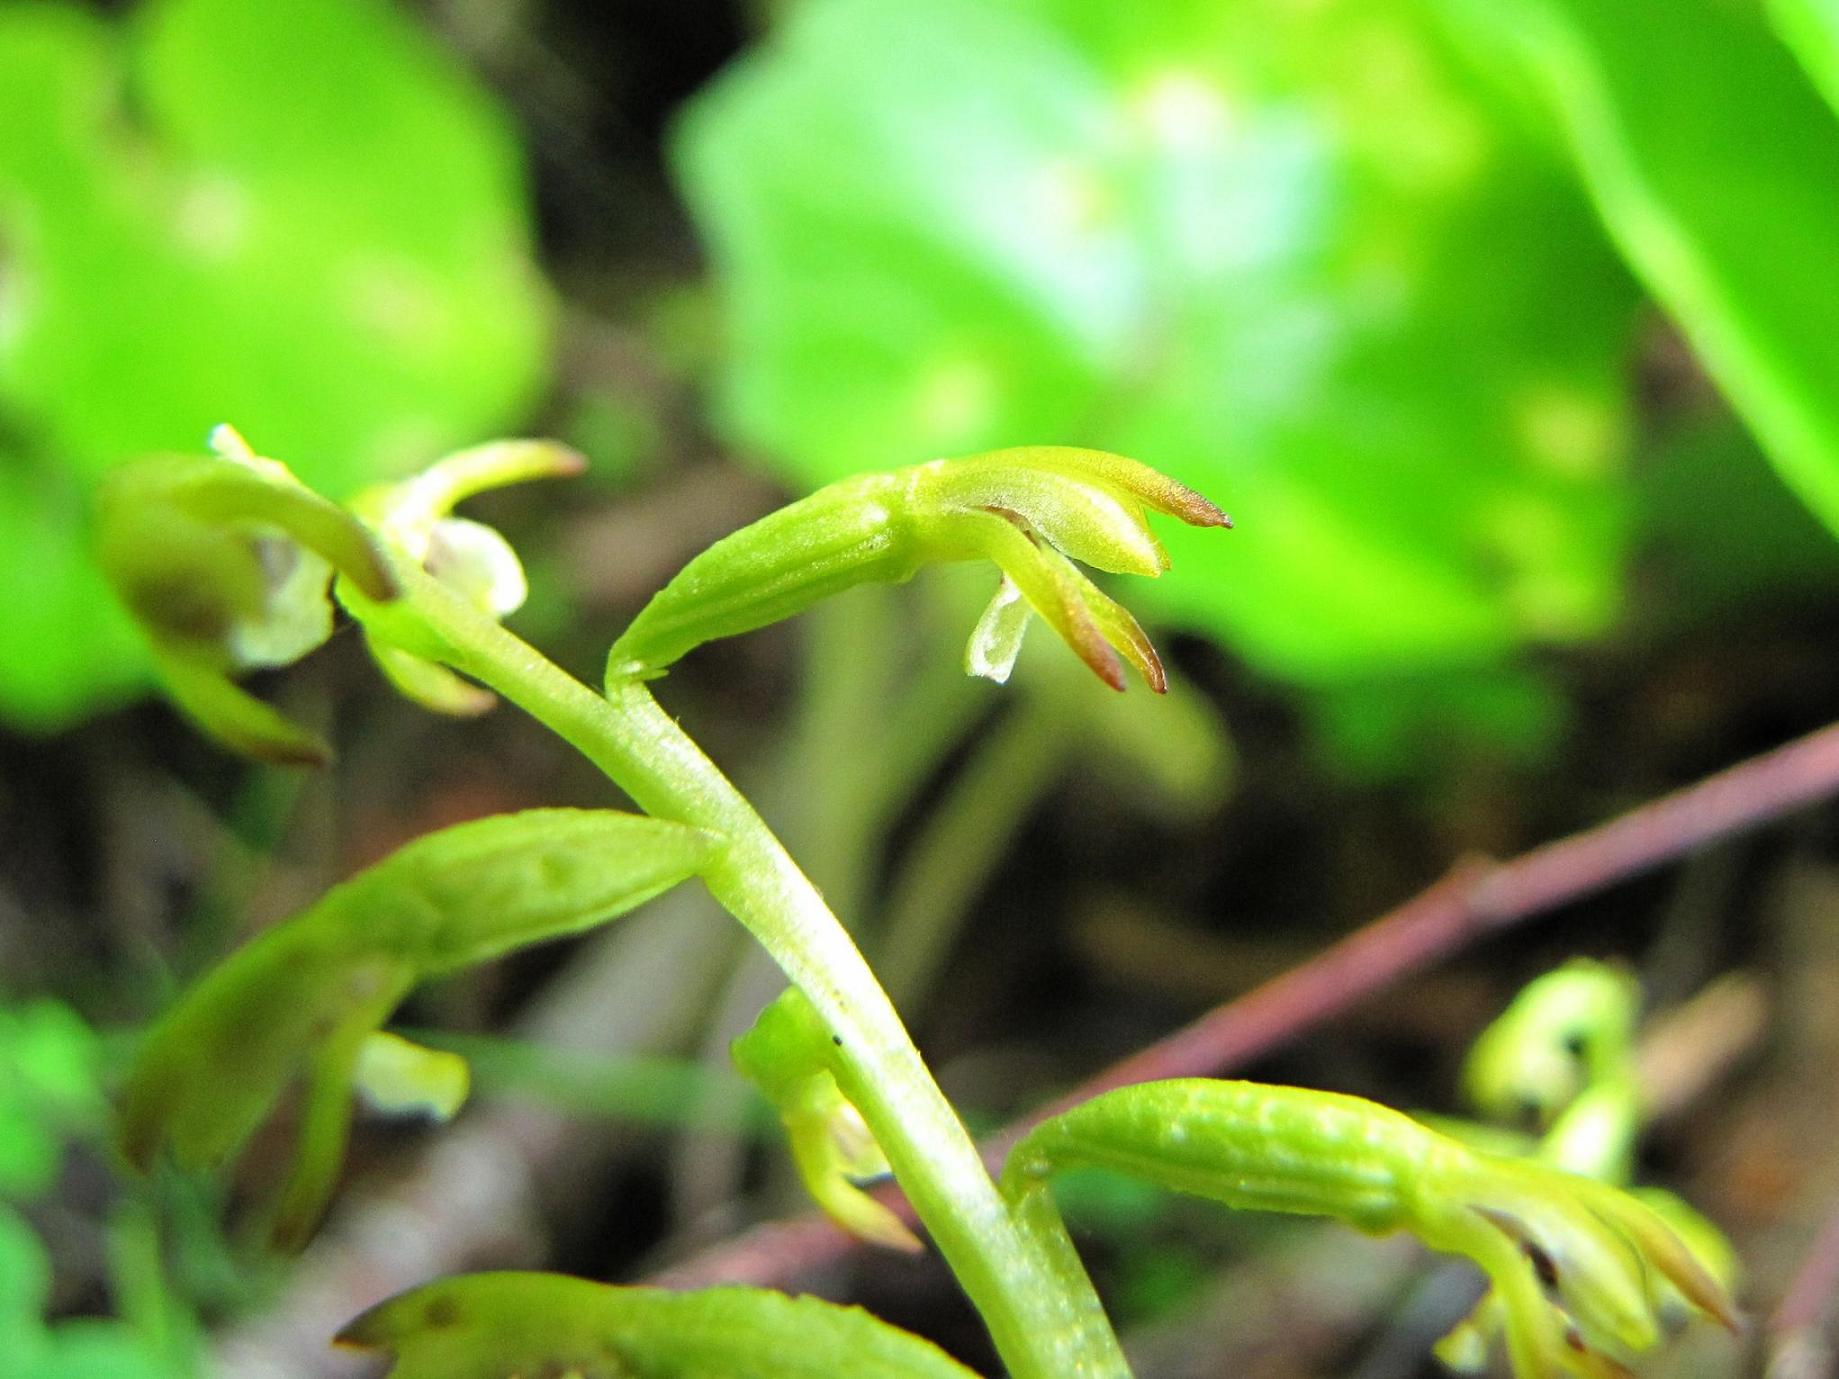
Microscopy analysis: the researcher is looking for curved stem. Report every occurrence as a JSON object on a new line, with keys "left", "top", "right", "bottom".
{"left": 353, "top": 567, "right": 1129, "bottom": 1379}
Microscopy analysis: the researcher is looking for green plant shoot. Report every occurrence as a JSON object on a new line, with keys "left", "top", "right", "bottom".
{"left": 107, "top": 432, "right": 1234, "bottom": 1377}
{"left": 337, "top": 1273, "right": 982, "bottom": 1379}
{"left": 1002, "top": 1079, "right": 1737, "bottom": 1378}
{"left": 608, "top": 446, "right": 1229, "bottom": 692}
{"left": 119, "top": 809, "right": 714, "bottom": 1248}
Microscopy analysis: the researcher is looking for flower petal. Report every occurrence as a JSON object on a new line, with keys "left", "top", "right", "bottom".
{"left": 964, "top": 577, "right": 1033, "bottom": 684}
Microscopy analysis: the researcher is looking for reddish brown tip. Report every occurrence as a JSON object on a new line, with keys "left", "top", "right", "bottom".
{"left": 1141, "top": 476, "right": 1231, "bottom": 530}
{"left": 548, "top": 446, "right": 590, "bottom": 479}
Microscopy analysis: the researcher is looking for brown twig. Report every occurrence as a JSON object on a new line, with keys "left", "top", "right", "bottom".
{"left": 1768, "top": 1192, "right": 1839, "bottom": 1379}
{"left": 653, "top": 716, "right": 1839, "bottom": 1291}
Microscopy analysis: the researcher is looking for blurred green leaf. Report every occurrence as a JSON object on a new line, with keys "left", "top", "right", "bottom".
{"left": 0, "top": 1208, "right": 51, "bottom": 1324}
{"left": 1772, "top": 0, "right": 1839, "bottom": 116}
{"left": 339, "top": 1273, "right": 985, "bottom": 1379}
{"left": 677, "top": 0, "right": 1637, "bottom": 712}
{"left": 1307, "top": 663, "right": 1566, "bottom": 781}
{"left": 1640, "top": 410, "right": 1839, "bottom": 616}
{"left": 0, "top": 0, "right": 550, "bottom": 729}
{"left": 1443, "top": 0, "right": 1839, "bottom": 539}
{"left": 0, "top": 1000, "right": 104, "bottom": 1199}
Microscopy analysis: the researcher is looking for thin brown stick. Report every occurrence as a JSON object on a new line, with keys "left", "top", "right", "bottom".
{"left": 653, "top": 716, "right": 1839, "bottom": 1291}
{"left": 1768, "top": 1192, "right": 1839, "bottom": 1378}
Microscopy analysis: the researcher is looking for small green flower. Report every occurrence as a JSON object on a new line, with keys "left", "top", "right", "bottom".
{"left": 1427, "top": 1152, "right": 1737, "bottom": 1377}
{"left": 349, "top": 440, "right": 585, "bottom": 716}
{"left": 96, "top": 425, "right": 397, "bottom": 764}
{"left": 608, "top": 446, "right": 1229, "bottom": 693}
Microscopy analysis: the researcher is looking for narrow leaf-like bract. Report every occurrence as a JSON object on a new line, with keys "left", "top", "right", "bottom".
{"left": 1003, "top": 1079, "right": 1735, "bottom": 1378}
{"left": 732, "top": 988, "right": 921, "bottom": 1252}
{"left": 336, "top": 1273, "right": 984, "bottom": 1379}
{"left": 608, "top": 447, "right": 1227, "bottom": 693}
{"left": 118, "top": 809, "right": 714, "bottom": 1246}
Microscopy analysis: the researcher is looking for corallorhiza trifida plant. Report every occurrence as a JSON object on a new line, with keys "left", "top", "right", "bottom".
{"left": 102, "top": 428, "right": 1737, "bottom": 1377}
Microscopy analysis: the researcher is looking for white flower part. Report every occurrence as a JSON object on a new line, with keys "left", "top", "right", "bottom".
{"left": 964, "top": 575, "right": 1033, "bottom": 684}
{"left": 227, "top": 537, "right": 334, "bottom": 669}
{"left": 425, "top": 516, "right": 528, "bottom": 617}
{"left": 353, "top": 1032, "right": 470, "bottom": 1122}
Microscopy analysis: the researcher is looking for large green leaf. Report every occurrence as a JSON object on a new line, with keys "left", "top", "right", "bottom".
{"left": 1773, "top": 0, "right": 1839, "bottom": 116}
{"left": 676, "top": 0, "right": 1637, "bottom": 690}
{"left": 119, "top": 809, "right": 713, "bottom": 1247}
{"left": 0, "top": 0, "right": 550, "bottom": 728}
{"left": 1443, "top": 0, "right": 1839, "bottom": 538}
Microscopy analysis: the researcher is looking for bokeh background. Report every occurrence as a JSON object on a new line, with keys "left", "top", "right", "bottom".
{"left": 4, "top": 0, "right": 1839, "bottom": 1374}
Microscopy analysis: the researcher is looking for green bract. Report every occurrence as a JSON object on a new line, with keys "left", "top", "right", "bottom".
{"left": 96, "top": 427, "right": 396, "bottom": 765}
{"left": 119, "top": 809, "right": 715, "bottom": 1248}
{"left": 608, "top": 446, "right": 1228, "bottom": 692}
{"left": 1002, "top": 1079, "right": 1736, "bottom": 1379}
{"left": 733, "top": 988, "right": 920, "bottom": 1253}
{"left": 338, "top": 1273, "right": 983, "bottom": 1379}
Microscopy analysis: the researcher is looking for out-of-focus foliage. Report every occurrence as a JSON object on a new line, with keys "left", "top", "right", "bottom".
{"left": 1774, "top": 0, "right": 1839, "bottom": 115}
{"left": 0, "top": 1001, "right": 193, "bottom": 1379}
{"left": 0, "top": 1000, "right": 102, "bottom": 1199}
{"left": 1442, "top": 0, "right": 1839, "bottom": 541}
{"left": 0, "top": 0, "right": 550, "bottom": 729}
{"left": 677, "top": 0, "right": 1639, "bottom": 716}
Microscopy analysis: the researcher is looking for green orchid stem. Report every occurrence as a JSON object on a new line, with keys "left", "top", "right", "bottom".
{"left": 351, "top": 563, "right": 1129, "bottom": 1379}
